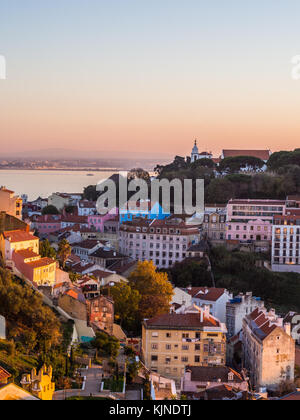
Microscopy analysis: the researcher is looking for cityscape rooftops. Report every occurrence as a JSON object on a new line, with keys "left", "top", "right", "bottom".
{"left": 2, "top": 230, "right": 38, "bottom": 243}
{"left": 186, "top": 287, "right": 227, "bottom": 302}
{"left": 185, "top": 366, "right": 244, "bottom": 383}
{"left": 25, "top": 257, "right": 56, "bottom": 268}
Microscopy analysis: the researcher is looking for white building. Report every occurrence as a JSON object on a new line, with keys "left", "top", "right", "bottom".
{"left": 226, "top": 292, "right": 265, "bottom": 338}
{"left": 0, "top": 315, "right": 6, "bottom": 340}
{"left": 186, "top": 287, "right": 232, "bottom": 324}
{"left": 243, "top": 307, "right": 295, "bottom": 390}
{"left": 190, "top": 140, "right": 212, "bottom": 163}
{"left": 272, "top": 215, "right": 300, "bottom": 273}
{"left": 172, "top": 287, "right": 192, "bottom": 309}
{"left": 72, "top": 239, "right": 104, "bottom": 261}
{"left": 77, "top": 200, "right": 97, "bottom": 216}
{"left": 119, "top": 217, "right": 200, "bottom": 269}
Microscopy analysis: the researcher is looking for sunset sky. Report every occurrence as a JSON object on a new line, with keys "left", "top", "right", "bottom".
{"left": 1, "top": 0, "right": 300, "bottom": 158}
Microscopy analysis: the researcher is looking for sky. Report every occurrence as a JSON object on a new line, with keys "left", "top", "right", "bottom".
{"left": 1, "top": 0, "right": 300, "bottom": 159}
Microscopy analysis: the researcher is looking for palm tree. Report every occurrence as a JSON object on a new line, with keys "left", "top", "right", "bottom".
{"left": 57, "top": 239, "right": 71, "bottom": 269}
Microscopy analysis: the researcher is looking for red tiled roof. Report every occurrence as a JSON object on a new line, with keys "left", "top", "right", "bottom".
{"left": 245, "top": 308, "right": 282, "bottom": 340}
{"left": 186, "top": 366, "right": 243, "bottom": 383}
{"left": 14, "top": 249, "right": 40, "bottom": 259}
{"left": 187, "top": 287, "right": 226, "bottom": 302}
{"left": 144, "top": 312, "right": 220, "bottom": 329}
{"left": 0, "top": 367, "right": 11, "bottom": 383}
{"left": 88, "top": 270, "right": 113, "bottom": 279}
{"left": 72, "top": 240, "right": 102, "bottom": 250}
{"left": 26, "top": 257, "right": 56, "bottom": 268}
{"left": 2, "top": 230, "right": 38, "bottom": 243}
{"left": 72, "top": 262, "right": 97, "bottom": 273}
{"left": 223, "top": 150, "right": 271, "bottom": 161}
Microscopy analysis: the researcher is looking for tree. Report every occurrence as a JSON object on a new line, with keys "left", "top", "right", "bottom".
{"left": 42, "top": 205, "right": 60, "bottom": 215}
{"left": 40, "top": 239, "right": 56, "bottom": 259}
{"left": 92, "top": 332, "right": 120, "bottom": 359}
{"left": 83, "top": 185, "right": 99, "bottom": 201}
{"left": 128, "top": 168, "right": 150, "bottom": 182}
{"left": 129, "top": 261, "right": 174, "bottom": 320}
{"left": 205, "top": 178, "right": 235, "bottom": 204}
{"left": 57, "top": 239, "right": 71, "bottom": 268}
{"left": 127, "top": 361, "right": 141, "bottom": 384}
{"left": 219, "top": 156, "right": 264, "bottom": 174}
{"left": 0, "top": 268, "right": 61, "bottom": 351}
{"left": 110, "top": 281, "right": 141, "bottom": 331}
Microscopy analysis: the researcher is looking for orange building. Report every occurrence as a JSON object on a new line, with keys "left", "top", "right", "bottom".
{"left": 0, "top": 187, "right": 22, "bottom": 219}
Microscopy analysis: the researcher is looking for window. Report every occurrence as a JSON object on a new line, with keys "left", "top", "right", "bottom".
{"left": 151, "top": 355, "right": 158, "bottom": 362}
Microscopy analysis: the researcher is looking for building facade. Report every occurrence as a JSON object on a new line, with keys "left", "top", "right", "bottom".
{"left": 226, "top": 292, "right": 264, "bottom": 338}
{"left": 202, "top": 210, "right": 226, "bottom": 243}
{"left": 119, "top": 217, "right": 200, "bottom": 269}
{"left": 20, "top": 365, "right": 55, "bottom": 401}
{"left": 0, "top": 187, "right": 22, "bottom": 219}
{"left": 243, "top": 307, "right": 295, "bottom": 390}
{"left": 187, "top": 287, "right": 233, "bottom": 324}
{"left": 142, "top": 305, "right": 227, "bottom": 382}
{"left": 86, "top": 295, "right": 114, "bottom": 335}
{"left": 272, "top": 215, "right": 300, "bottom": 273}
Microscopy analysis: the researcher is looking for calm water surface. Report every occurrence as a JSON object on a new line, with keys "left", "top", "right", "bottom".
{"left": 0, "top": 170, "right": 118, "bottom": 201}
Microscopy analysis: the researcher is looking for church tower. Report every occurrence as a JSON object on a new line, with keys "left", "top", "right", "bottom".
{"left": 191, "top": 139, "right": 199, "bottom": 163}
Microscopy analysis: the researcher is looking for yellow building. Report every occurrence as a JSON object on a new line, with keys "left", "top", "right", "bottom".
{"left": 142, "top": 305, "right": 227, "bottom": 382}
{"left": 0, "top": 230, "right": 56, "bottom": 287}
{"left": 0, "top": 230, "right": 39, "bottom": 261}
{"left": 0, "top": 187, "right": 22, "bottom": 219}
{"left": 20, "top": 365, "right": 55, "bottom": 401}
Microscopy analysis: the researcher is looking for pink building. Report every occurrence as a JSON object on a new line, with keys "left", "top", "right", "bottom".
{"left": 31, "top": 215, "right": 62, "bottom": 234}
{"left": 227, "top": 199, "right": 285, "bottom": 222}
{"left": 226, "top": 219, "right": 272, "bottom": 241}
{"left": 226, "top": 199, "right": 286, "bottom": 242}
{"left": 88, "top": 208, "right": 118, "bottom": 232}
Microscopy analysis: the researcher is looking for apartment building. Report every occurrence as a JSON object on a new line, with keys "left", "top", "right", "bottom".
{"left": 0, "top": 230, "right": 56, "bottom": 287}
{"left": 0, "top": 187, "right": 22, "bottom": 219}
{"left": 119, "top": 217, "right": 200, "bottom": 269}
{"left": 272, "top": 215, "right": 300, "bottom": 273}
{"left": 202, "top": 210, "right": 226, "bottom": 243}
{"left": 243, "top": 307, "right": 295, "bottom": 390}
{"left": 142, "top": 305, "right": 227, "bottom": 382}
{"left": 227, "top": 199, "right": 286, "bottom": 222}
{"left": 187, "top": 287, "right": 233, "bottom": 323}
{"left": 226, "top": 292, "right": 265, "bottom": 338}
{"left": 226, "top": 199, "right": 286, "bottom": 252}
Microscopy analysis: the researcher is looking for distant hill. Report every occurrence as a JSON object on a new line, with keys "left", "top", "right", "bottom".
{"left": 1, "top": 148, "right": 172, "bottom": 161}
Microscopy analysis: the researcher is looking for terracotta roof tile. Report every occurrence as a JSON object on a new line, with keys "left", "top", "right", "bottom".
{"left": 2, "top": 230, "right": 38, "bottom": 243}
{"left": 188, "top": 287, "right": 226, "bottom": 302}
{"left": 223, "top": 150, "right": 271, "bottom": 161}
{"left": 145, "top": 312, "right": 220, "bottom": 329}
